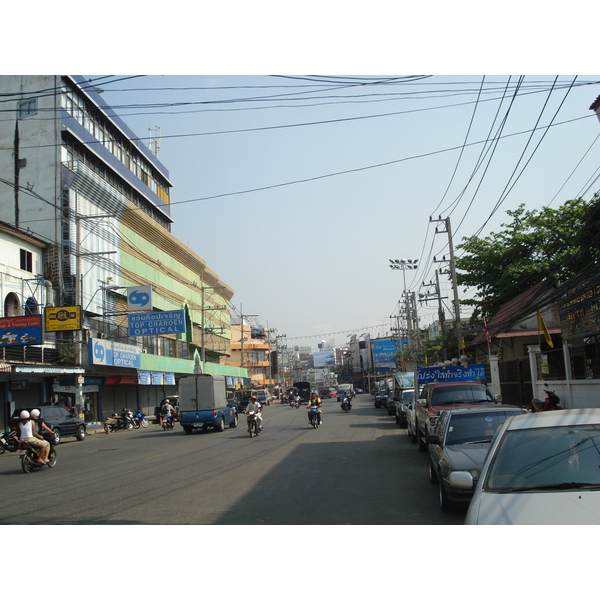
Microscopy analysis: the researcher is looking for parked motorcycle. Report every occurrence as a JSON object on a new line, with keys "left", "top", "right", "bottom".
{"left": 308, "top": 406, "right": 321, "bottom": 428}
{"left": 0, "top": 430, "right": 20, "bottom": 454}
{"left": 247, "top": 411, "right": 260, "bottom": 437}
{"left": 104, "top": 412, "right": 134, "bottom": 434}
{"left": 20, "top": 434, "right": 57, "bottom": 473}
{"left": 531, "top": 385, "right": 563, "bottom": 412}
{"left": 132, "top": 410, "right": 149, "bottom": 428}
{"left": 341, "top": 397, "right": 352, "bottom": 412}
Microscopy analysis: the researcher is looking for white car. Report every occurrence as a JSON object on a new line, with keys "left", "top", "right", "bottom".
{"left": 451, "top": 409, "right": 600, "bottom": 524}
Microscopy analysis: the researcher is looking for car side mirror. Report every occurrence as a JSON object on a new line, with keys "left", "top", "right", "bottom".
{"left": 449, "top": 471, "right": 474, "bottom": 490}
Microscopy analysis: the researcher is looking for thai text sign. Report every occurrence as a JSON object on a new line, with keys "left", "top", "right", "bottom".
{"left": 559, "top": 277, "right": 600, "bottom": 338}
{"left": 417, "top": 364, "right": 486, "bottom": 384}
{"left": 127, "top": 309, "right": 187, "bottom": 337}
{"left": 88, "top": 338, "right": 141, "bottom": 368}
{"left": 0, "top": 315, "right": 43, "bottom": 346}
{"left": 373, "top": 340, "right": 400, "bottom": 367}
{"left": 45, "top": 306, "right": 81, "bottom": 332}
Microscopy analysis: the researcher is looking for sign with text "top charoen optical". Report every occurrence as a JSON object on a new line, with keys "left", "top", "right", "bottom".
{"left": 127, "top": 309, "right": 187, "bottom": 337}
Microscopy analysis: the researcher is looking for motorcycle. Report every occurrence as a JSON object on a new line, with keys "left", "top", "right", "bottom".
{"left": 104, "top": 412, "right": 134, "bottom": 434}
{"left": 531, "top": 385, "right": 563, "bottom": 412}
{"left": 0, "top": 430, "right": 20, "bottom": 454}
{"left": 162, "top": 415, "right": 175, "bottom": 431}
{"left": 289, "top": 395, "right": 301, "bottom": 409}
{"left": 20, "top": 434, "right": 57, "bottom": 473}
{"left": 133, "top": 410, "right": 149, "bottom": 428}
{"left": 308, "top": 406, "right": 321, "bottom": 428}
{"left": 341, "top": 398, "right": 352, "bottom": 412}
{"left": 247, "top": 411, "right": 260, "bottom": 437}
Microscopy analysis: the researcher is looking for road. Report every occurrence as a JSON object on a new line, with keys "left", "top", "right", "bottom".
{"left": 0, "top": 393, "right": 467, "bottom": 525}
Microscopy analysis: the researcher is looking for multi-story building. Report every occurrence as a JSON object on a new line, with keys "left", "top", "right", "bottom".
{"left": 0, "top": 75, "right": 245, "bottom": 424}
{"left": 226, "top": 324, "right": 272, "bottom": 387}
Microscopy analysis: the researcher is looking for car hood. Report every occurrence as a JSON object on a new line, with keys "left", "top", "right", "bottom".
{"left": 466, "top": 489, "right": 600, "bottom": 525}
{"left": 445, "top": 445, "right": 490, "bottom": 471}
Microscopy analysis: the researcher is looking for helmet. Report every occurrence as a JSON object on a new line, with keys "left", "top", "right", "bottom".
{"left": 165, "top": 399, "right": 170, "bottom": 404}
{"left": 251, "top": 396, "right": 257, "bottom": 401}
{"left": 30, "top": 409, "right": 40, "bottom": 418}
{"left": 20, "top": 410, "right": 30, "bottom": 419}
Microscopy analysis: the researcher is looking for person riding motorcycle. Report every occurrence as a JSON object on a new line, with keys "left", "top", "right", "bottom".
{"left": 161, "top": 399, "right": 175, "bottom": 427}
{"left": 307, "top": 392, "right": 323, "bottom": 425}
{"left": 18, "top": 410, "right": 50, "bottom": 465}
{"left": 245, "top": 396, "right": 263, "bottom": 431}
{"left": 30, "top": 408, "right": 54, "bottom": 440}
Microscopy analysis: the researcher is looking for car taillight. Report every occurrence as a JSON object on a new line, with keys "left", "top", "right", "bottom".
{"left": 213, "top": 410, "right": 217, "bottom": 417}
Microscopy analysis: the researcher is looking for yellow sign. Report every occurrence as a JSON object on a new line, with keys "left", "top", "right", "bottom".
{"left": 44, "top": 306, "right": 82, "bottom": 332}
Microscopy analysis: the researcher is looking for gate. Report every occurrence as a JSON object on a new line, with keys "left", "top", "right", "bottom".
{"left": 498, "top": 358, "right": 532, "bottom": 408}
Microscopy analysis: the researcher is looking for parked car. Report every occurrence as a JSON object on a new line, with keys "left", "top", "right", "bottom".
{"left": 10, "top": 406, "right": 86, "bottom": 444}
{"left": 386, "top": 392, "right": 397, "bottom": 416}
{"left": 452, "top": 409, "right": 600, "bottom": 524}
{"left": 406, "top": 394, "right": 419, "bottom": 443}
{"left": 415, "top": 381, "right": 496, "bottom": 452}
{"left": 394, "top": 389, "right": 415, "bottom": 427}
{"left": 374, "top": 391, "right": 389, "bottom": 409}
{"left": 427, "top": 405, "right": 526, "bottom": 511}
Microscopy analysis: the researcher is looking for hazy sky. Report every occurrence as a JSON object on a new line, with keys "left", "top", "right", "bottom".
{"left": 90, "top": 74, "right": 600, "bottom": 348}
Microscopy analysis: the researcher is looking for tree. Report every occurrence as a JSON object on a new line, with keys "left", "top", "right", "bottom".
{"left": 455, "top": 198, "right": 600, "bottom": 318}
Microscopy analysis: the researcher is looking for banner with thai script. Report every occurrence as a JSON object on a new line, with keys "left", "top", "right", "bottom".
{"left": 417, "top": 364, "right": 486, "bottom": 384}
{"left": 0, "top": 315, "right": 43, "bottom": 346}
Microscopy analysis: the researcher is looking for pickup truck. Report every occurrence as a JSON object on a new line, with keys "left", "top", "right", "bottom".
{"left": 178, "top": 374, "right": 238, "bottom": 434}
{"left": 293, "top": 381, "right": 312, "bottom": 404}
{"left": 415, "top": 380, "right": 496, "bottom": 452}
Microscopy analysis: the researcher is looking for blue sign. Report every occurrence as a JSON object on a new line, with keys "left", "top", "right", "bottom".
{"left": 373, "top": 340, "right": 401, "bottom": 366}
{"left": 88, "top": 338, "right": 141, "bottom": 368}
{"left": 417, "top": 364, "right": 486, "bottom": 384}
{"left": 127, "top": 285, "right": 153, "bottom": 312}
{"left": 127, "top": 309, "right": 187, "bottom": 337}
{"left": 0, "top": 315, "right": 43, "bottom": 347}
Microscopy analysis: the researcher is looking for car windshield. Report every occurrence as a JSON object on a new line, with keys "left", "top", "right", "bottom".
{"left": 484, "top": 424, "right": 600, "bottom": 492}
{"left": 445, "top": 411, "right": 522, "bottom": 445}
{"left": 430, "top": 385, "right": 492, "bottom": 407}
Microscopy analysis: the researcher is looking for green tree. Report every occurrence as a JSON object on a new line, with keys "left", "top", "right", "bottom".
{"left": 455, "top": 198, "right": 600, "bottom": 318}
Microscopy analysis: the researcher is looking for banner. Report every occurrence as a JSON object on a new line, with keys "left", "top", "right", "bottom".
{"left": 417, "top": 364, "right": 486, "bottom": 384}
{"left": 0, "top": 315, "right": 43, "bottom": 346}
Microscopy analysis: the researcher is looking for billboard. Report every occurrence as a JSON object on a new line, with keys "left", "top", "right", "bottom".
{"left": 417, "top": 364, "right": 486, "bottom": 384}
{"left": 44, "top": 306, "right": 81, "bottom": 332}
{"left": 372, "top": 340, "right": 400, "bottom": 367}
{"left": 0, "top": 315, "right": 43, "bottom": 346}
{"left": 313, "top": 350, "right": 335, "bottom": 368}
{"left": 88, "top": 338, "right": 141, "bottom": 368}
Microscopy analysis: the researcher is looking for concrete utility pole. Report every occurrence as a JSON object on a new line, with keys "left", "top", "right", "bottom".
{"left": 420, "top": 269, "right": 448, "bottom": 362}
{"left": 431, "top": 216, "right": 463, "bottom": 357}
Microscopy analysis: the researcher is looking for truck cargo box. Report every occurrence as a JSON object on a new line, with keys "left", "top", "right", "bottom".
{"left": 178, "top": 375, "right": 228, "bottom": 412}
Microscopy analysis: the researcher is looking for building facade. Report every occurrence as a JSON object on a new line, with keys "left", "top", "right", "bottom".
{"left": 0, "top": 75, "right": 245, "bottom": 425}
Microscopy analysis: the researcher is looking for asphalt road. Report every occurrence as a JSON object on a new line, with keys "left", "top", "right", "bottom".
{"left": 0, "top": 394, "right": 467, "bottom": 525}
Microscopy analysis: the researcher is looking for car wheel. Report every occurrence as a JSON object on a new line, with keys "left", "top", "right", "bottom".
{"left": 428, "top": 461, "right": 439, "bottom": 484}
{"left": 52, "top": 428, "right": 61, "bottom": 444}
{"left": 215, "top": 417, "right": 225, "bottom": 432}
{"left": 183, "top": 427, "right": 192, "bottom": 435}
{"left": 439, "top": 481, "right": 455, "bottom": 512}
{"left": 76, "top": 425, "right": 86, "bottom": 441}
{"left": 229, "top": 414, "right": 238, "bottom": 428}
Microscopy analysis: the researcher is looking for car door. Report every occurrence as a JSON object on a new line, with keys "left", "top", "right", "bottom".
{"left": 56, "top": 407, "right": 74, "bottom": 436}
{"left": 429, "top": 411, "right": 448, "bottom": 474}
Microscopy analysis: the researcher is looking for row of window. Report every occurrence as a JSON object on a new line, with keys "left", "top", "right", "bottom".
{"left": 60, "top": 85, "right": 170, "bottom": 204}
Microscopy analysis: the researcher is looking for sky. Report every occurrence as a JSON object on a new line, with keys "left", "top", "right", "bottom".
{"left": 86, "top": 73, "right": 600, "bottom": 350}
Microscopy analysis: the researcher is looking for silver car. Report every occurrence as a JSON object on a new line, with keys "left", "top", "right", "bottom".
{"left": 452, "top": 409, "right": 600, "bottom": 524}
{"left": 427, "top": 406, "right": 525, "bottom": 511}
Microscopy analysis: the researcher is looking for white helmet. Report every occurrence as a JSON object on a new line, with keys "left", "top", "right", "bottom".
{"left": 30, "top": 409, "right": 40, "bottom": 418}
{"left": 20, "top": 410, "right": 30, "bottom": 419}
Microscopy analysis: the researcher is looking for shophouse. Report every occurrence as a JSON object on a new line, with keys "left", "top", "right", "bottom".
{"left": 0, "top": 75, "right": 245, "bottom": 425}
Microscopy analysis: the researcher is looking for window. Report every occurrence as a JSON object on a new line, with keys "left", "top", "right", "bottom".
{"left": 18, "top": 98, "right": 38, "bottom": 119}
{"left": 20, "top": 249, "right": 33, "bottom": 272}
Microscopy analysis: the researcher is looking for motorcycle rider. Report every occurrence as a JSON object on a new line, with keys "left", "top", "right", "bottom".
{"left": 18, "top": 410, "right": 50, "bottom": 464}
{"left": 245, "top": 396, "right": 263, "bottom": 431}
{"left": 30, "top": 408, "right": 54, "bottom": 441}
{"left": 161, "top": 399, "right": 175, "bottom": 427}
{"left": 307, "top": 392, "right": 323, "bottom": 425}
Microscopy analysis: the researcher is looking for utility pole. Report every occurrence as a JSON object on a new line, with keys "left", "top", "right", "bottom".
{"left": 238, "top": 304, "right": 258, "bottom": 369}
{"left": 431, "top": 216, "right": 463, "bottom": 357}
{"left": 420, "top": 269, "right": 448, "bottom": 362}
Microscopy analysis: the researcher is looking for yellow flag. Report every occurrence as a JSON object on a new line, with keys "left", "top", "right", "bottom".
{"left": 537, "top": 310, "right": 554, "bottom": 348}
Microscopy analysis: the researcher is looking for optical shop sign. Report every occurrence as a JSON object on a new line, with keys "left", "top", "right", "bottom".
{"left": 88, "top": 339, "right": 141, "bottom": 368}
{"left": 128, "top": 310, "right": 186, "bottom": 337}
